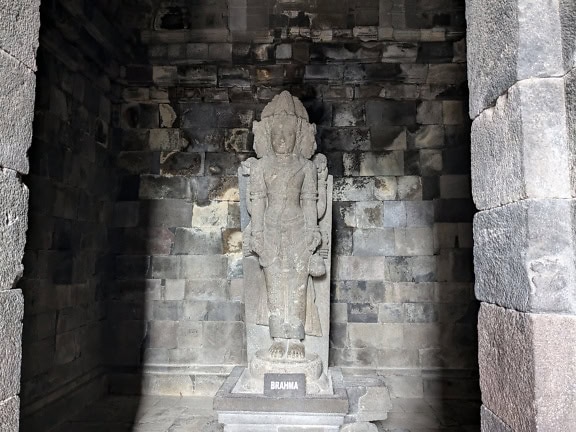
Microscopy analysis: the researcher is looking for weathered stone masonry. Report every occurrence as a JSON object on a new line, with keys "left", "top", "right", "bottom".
{"left": 109, "top": 0, "right": 477, "bottom": 399}
{"left": 18, "top": 1, "right": 141, "bottom": 430}
{"left": 467, "top": 0, "right": 576, "bottom": 430}
{"left": 0, "top": 0, "right": 40, "bottom": 430}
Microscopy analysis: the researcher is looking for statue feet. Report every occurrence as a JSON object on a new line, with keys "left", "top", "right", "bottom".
{"left": 287, "top": 339, "right": 305, "bottom": 359}
{"left": 269, "top": 340, "right": 286, "bottom": 359}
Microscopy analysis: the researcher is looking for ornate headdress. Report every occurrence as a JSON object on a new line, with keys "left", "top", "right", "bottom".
{"left": 253, "top": 91, "right": 316, "bottom": 158}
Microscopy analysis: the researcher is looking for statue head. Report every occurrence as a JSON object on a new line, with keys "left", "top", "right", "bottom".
{"left": 253, "top": 91, "right": 317, "bottom": 159}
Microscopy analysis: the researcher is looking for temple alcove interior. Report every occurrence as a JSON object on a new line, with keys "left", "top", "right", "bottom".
{"left": 11, "top": 0, "right": 575, "bottom": 430}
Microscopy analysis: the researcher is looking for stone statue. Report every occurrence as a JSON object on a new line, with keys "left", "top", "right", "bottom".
{"left": 243, "top": 91, "right": 329, "bottom": 362}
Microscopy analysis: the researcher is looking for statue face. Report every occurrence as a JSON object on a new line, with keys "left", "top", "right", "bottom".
{"left": 270, "top": 115, "right": 298, "bottom": 155}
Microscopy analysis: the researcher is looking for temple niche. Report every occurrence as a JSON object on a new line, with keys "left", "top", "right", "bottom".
{"left": 214, "top": 91, "right": 392, "bottom": 431}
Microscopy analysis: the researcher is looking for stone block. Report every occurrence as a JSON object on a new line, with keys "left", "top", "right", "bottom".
{"left": 343, "top": 151, "right": 404, "bottom": 176}
{"left": 416, "top": 101, "right": 442, "bottom": 125}
{"left": 348, "top": 323, "right": 403, "bottom": 349}
{"left": 472, "top": 78, "right": 572, "bottom": 210}
{"left": 334, "top": 256, "right": 386, "bottom": 281}
{"left": 355, "top": 202, "right": 383, "bottom": 229}
{"left": 478, "top": 303, "right": 576, "bottom": 431}
{"left": 0, "top": 170, "right": 28, "bottom": 290}
{"left": 0, "top": 396, "right": 19, "bottom": 432}
{"left": 185, "top": 279, "right": 227, "bottom": 301}
{"left": 141, "top": 200, "right": 193, "bottom": 228}
{"left": 0, "top": 51, "right": 36, "bottom": 173}
{"left": 0, "top": 0, "right": 40, "bottom": 69}
{"left": 466, "top": 0, "right": 575, "bottom": 116}
{"left": 180, "top": 255, "right": 228, "bottom": 279}
{"left": 395, "top": 227, "right": 434, "bottom": 256}
{"left": 481, "top": 406, "right": 513, "bottom": 432}
{"left": 192, "top": 202, "right": 228, "bottom": 227}
{"left": 397, "top": 176, "right": 422, "bottom": 200}
{"left": 353, "top": 229, "right": 395, "bottom": 256}
{"left": 366, "top": 100, "right": 416, "bottom": 126}
{"left": 147, "top": 321, "right": 177, "bottom": 349}
{"left": 347, "top": 303, "right": 378, "bottom": 323}
{"left": 333, "top": 177, "right": 375, "bottom": 202}
{"left": 386, "top": 256, "right": 436, "bottom": 283}
{"left": 150, "top": 256, "right": 181, "bottom": 279}
{"left": 319, "top": 127, "right": 371, "bottom": 152}
{"left": 405, "top": 201, "right": 434, "bottom": 227}
{"left": 333, "top": 280, "right": 385, "bottom": 304}
{"left": 139, "top": 175, "right": 192, "bottom": 200}
{"left": 0, "top": 290, "right": 23, "bottom": 402}
{"left": 173, "top": 227, "right": 222, "bottom": 255}
{"left": 474, "top": 199, "right": 576, "bottom": 314}
{"left": 149, "top": 129, "right": 183, "bottom": 151}
{"left": 440, "top": 175, "right": 470, "bottom": 199}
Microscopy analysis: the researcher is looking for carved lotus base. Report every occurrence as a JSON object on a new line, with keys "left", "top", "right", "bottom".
{"left": 232, "top": 349, "right": 333, "bottom": 395}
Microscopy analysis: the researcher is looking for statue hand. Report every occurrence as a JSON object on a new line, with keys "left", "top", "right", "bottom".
{"left": 251, "top": 232, "right": 264, "bottom": 255}
{"left": 306, "top": 231, "right": 321, "bottom": 252}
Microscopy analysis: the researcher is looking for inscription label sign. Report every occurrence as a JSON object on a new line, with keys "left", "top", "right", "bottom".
{"left": 264, "top": 373, "right": 306, "bottom": 397}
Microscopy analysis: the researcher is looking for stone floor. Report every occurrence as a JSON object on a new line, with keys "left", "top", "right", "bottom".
{"left": 50, "top": 394, "right": 480, "bottom": 432}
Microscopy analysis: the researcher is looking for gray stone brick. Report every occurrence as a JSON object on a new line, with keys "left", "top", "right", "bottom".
{"left": 467, "top": 0, "right": 574, "bottom": 116}
{"left": 404, "top": 303, "right": 438, "bottom": 323}
{"left": 139, "top": 175, "right": 192, "bottom": 200}
{"left": 0, "top": 396, "right": 19, "bottom": 432}
{"left": 147, "top": 321, "right": 177, "bottom": 349}
{"left": 304, "top": 64, "right": 344, "bottom": 81}
{"left": 481, "top": 406, "right": 513, "bottom": 432}
{"left": 374, "top": 176, "right": 397, "bottom": 201}
{"left": 173, "top": 227, "right": 222, "bottom": 255}
{"left": 353, "top": 228, "right": 395, "bottom": 256}
{"left": 176, "top": 321, "right": 202, "bottom": 348}
{"left": 185, "top": 279, "right": 228, "bottom": 301}
{"left": 333, "top": 102, "right": 365, "bottom": 127}
{"left": 333, "top": 280, "right": 385, "bottom": 303}
{"left": 180, "top": 255, "right": 228, "bottom": 279}
{"left": 479, "top": 303, "right": 576, "bottom": 431}
{"left": 474, "top": 199, "right": 576, "bottom": 314}
{"left": 0, "top": 52, "right": 36, "bottom": 173}
{"left": 378, "top": 304, "right": 404, "bottom": 323}
{"left": 347, "top": 303, "right": 379, "bottom": 323}
{"left": 181, "top": 300, "right": 208, "bottom": 321}
{"left": 397, "top": 176, "right": 422, "bottom": 200}
{"left": 153, "top": 300, "right": 183, "bottom": 321}
{"left": 141, "top": 200, "right": 193, "bottom": 228}
{"left": 150, "top": 256, "right": 181, "bottom": 279}
{"left": 395, "top": 227, "right": 434, "bottom": 256}
{"left": 0, "top": 290, "right": 23, "bottom": 402}
{"left": 366, "top": 100, "right": 416, "bottom": 126}
{"left": 348, "top": 323, "right": 403, "bottom": 349}
{"left": 416, "top": 101, "right": 442, "bottom": 125}
{"left": 405, "top": 201, "right": 434, "bottom": 227}
{"left": 319, "top": 127, "right": 372, "bottom": 152}
{"left": 164, "top": 279, "right": 185, "bottom": 301}
{"left": 206, "top": 301, "right": 244, "bottom": 321}
{"left": 472, "top": 78, "right": 572, "bottom": 210}
{"left": 386, "top": 256, "right": 436, "bottom": 283}
{"left": 0, "top": 0, "right": 40, "bottom": 69}
{"left": 382, "top": 201, "right": 406, "bottom": 228}
{"left": 333, "top": 177, "right": 375, "bottom": 202}
{"left": 148, "top": 128, "right": 182, "bottom": 151}
{"left": 343, "top": 151, "right": 404, "bottom": 176}
{"left": 355, "top": 202, "right": 383, "bottom": 229}
{"left": 419, "top": 149, "right": 442, "bottom": 175}
{"left": 112, "top": 202, "right": 140, "bottom": 228}
{"left": 334, "top": 256, "right": 387, "bottom": 281}
{"left": 437, "top": 249, "right": 474, "bottom": 283}
{"left": 0, "top": 170, "right": 28, "bottom": 290}
{"left": 410, "top": 125, "right": 444, "bottom": 149}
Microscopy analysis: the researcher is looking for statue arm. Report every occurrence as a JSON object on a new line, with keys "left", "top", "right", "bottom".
{"left": 301, "top": 161, "right": 321, "bottom": 251}
{"left": 249, "top": 161, "right": 266, "bottom": 253}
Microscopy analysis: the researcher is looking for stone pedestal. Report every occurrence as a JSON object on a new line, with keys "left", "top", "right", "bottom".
{"left": 215, "top": 366, "right": 349, "bottom": 432}
{"left": 233, "top": 350, "right": 332, "bottom": 395}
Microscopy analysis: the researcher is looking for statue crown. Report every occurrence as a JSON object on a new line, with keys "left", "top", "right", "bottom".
{"left": 261, "top": 91, "right": 309, "bottom": 122}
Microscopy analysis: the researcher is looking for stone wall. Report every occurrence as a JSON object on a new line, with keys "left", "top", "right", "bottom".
{"left": 467, "top": 0, "right": 576, "bottom": 430}
{"left": 18, "top": 2, "right": 138, "bottom": 430}
{"left": 109, "top": 0, "right": 477, "bottom": 398}
{"left": 0, "top": 1, "right": 40, "bottom": 431}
